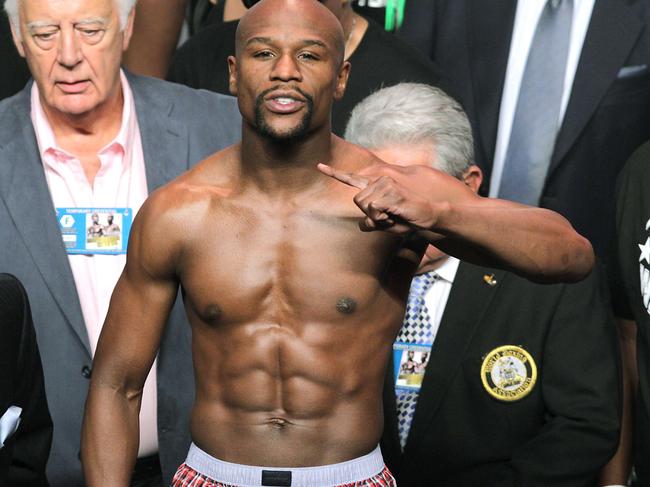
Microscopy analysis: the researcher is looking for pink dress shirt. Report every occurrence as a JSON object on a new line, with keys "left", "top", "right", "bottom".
{"left": 31, "top": 71, "right": 158, "bottom": 457}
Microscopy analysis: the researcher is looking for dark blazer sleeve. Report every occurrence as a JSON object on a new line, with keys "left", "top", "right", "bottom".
{"left": 492, "top": 267, "right": 621, "bottom": 486}
{"left": 0, "top": 274, "right": 52, "bottom": 487}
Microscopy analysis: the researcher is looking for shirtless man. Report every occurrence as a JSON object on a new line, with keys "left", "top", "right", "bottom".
{"left": 103, "top": 214, "right": 121, "bottom": 236}
{"left": 87, "top": 212, "right": 104, "bottom": 238}
{"left": 81, "top": 1, "right": 594, "bottom": 485}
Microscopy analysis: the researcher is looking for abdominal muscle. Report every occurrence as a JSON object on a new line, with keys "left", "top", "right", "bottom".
{"left": 188, "top": 319, "right": 392, "bottom": 467}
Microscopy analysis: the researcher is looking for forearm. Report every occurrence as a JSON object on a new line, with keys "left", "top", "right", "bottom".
{"left": 81, "top": 381, "right": 141, "bottom": 486}
{"left": 429, "top": 199, "right": 594, "bottom": 283}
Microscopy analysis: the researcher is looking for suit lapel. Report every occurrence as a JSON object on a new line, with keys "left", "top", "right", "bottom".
{"left": 550, "top": 0, "right": 644, "bottom": 171}
{"left": 128, "top": 73, "right": 189, "bottom": 192}
{"left": 404, "top": 263, "right": 503, "bottom": 451}
{"left": 0, "top": 90, "right": 90, "bottom": 355}
{"left": 466, "top": 0, "right": 517, "bottom": 174}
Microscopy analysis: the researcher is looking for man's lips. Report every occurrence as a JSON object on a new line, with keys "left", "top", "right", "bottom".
{"left": 56, "top": 80, "right": 90, "bottom": 94}
{"left": 264, "top": 91, "right": 306, "bottom": 114}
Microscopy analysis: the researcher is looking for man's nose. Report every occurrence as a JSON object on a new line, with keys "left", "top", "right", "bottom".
{"left": 57, "top": 28, "right": 83, "bottom": 68}
{"left": 270, "top": 53, "right": 302, "bottom": 82}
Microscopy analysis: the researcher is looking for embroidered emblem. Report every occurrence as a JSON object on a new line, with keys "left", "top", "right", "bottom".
{"left": 481, "top": 345, "right": 537, "bottom": 402}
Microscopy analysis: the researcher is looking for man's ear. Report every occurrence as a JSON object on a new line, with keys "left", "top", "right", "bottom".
{"left": 121, "top": 7, "right": 136, "bottom": 51}
{"left": 333, "top": 60, "right": 351, "bottom": 101}
{"left": 227, "top": 55, "right": 238, "bottom": 96}
{"left": 9, "top": 19, "right": 26, "bottom": 58}
{"left": 461, "top": 164, "right": 483, "bottom": 194}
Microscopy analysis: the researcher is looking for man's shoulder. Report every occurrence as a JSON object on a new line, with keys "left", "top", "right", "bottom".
{"left": 619, "top": 140, "right": 650, "bottom": 181}
{"left": 455, "top": 260, "right": 598, "bottom": 300}
{"left": 127, "top": 72, "right": 239, "bottom": 116}
{"left": 0, "top": 84, "right": 31, "bottom": 147}
{"left": 146, "top": 147, "right": 238, "bottom": 211}
{"left": 332, "top": 137, "right": 383, "bottom": 172}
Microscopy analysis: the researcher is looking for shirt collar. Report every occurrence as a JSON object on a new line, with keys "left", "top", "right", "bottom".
{"left": 31, "top": 69, "right": 136, "bottom": 164}
{"left": 418, "top": 256, "right": 460, "bottom": 284}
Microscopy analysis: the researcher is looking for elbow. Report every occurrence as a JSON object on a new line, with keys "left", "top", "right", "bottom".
{"left": 563, "top": 233, "right": 595, "bottom": 283}
{"left": 529, "top": 233, "right": 595, "bottom": 284}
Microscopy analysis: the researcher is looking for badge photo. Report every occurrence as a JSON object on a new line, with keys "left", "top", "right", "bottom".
{"left": 57, "top": 207, "right": 133, "bottom": 255}
{"left": 480, "top": 345, "right": 537, "bottom": 402}
{"left": 393, "top": 342, "right": 432, "bottom": 392}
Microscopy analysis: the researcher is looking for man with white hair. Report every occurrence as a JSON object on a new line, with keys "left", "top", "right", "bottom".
{"left": 346, "top": 83, "right": 620, "bottom": 486}
{"left": 0, "top": 0, "right": 240, "bottom": 484}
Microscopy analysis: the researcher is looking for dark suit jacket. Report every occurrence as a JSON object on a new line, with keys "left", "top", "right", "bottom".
{"left": 398, "top": 0, "right": 650, "bottom": 264}
{"left": 0, "top": 74, "right": 241, "bottom": 485}
{"left": 381, "top": 262, "right": 620, "bottom": 487}
{"left": 0, "top": 274, "right": 52, "bottom": 487}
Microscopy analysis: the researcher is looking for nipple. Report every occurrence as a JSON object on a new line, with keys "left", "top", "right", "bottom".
{"left": 336, "top": 297, "right": 357, "bottom": 315}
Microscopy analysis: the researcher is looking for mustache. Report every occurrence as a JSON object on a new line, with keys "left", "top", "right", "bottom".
{"left": 256, "top": 85, "right": 314, "bottom": 105}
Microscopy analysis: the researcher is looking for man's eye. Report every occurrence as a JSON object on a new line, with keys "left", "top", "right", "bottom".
{"left": 253, "top": 50, "right": 274, "bottom": 58}
{"left": 298, "top": 52, "right": 318, "bottom": 61}
{"left": 79, "top": 29, "right": 101, "bottom": 37}
{"left": 34, "top": 32, "right": 56, "bottom": 41}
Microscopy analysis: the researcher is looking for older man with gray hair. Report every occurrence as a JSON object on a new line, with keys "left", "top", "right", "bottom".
{"left": 346, "top": 83, "right": 621, "bottom": 486}
{"left": 0, "top": 0, "right": 240, "bottom": 484}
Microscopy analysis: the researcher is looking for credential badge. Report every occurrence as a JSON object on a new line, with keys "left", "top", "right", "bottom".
{"left": 480, "top": 345, "right": 537, "bottom": 402}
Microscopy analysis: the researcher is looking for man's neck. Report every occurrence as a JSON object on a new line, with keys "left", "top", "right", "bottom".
{"left": 239, "top": 125, "right": 334, "bottom": 196}
{"left": 42, "top": 85, "right": 124, "bottom": 157}
{"left": 418, "top": 255, "right": 450, "bottom": 274}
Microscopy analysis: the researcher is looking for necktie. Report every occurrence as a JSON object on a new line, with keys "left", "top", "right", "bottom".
{"left": 498, "top": 0, "right": 574, "bottom": 205}
{"left": 395, "top": 272, "right": 438, "bottom": 449}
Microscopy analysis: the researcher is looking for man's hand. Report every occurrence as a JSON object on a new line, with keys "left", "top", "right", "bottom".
{"left": 317, "top": 162, "right": 477, "bottom": 234}
{"left": 318, "top": 161, "right": 594, "bottom": 283}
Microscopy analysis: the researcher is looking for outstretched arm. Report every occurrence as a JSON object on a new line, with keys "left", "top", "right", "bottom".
{"left": 81, "top": 195, "right": 181, "bottom": 486}
{"left": 318, "top": 162, "right": 594, "bottom": 283}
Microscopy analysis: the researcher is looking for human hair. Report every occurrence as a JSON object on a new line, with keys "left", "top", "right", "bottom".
{"left": 344, "top": 83, "right": 474, "bottom": 178}
{"left": 4, "top": 0, "right": 137, "bottom": 38}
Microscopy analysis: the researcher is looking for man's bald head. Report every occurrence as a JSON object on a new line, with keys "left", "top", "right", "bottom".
{"left": 236, "top": 0, "right": 345, "bottom": 66}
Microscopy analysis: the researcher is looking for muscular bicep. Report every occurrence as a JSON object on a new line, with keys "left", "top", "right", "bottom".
{"left": 91, "top": 195, "right": 183, "bottom": 392}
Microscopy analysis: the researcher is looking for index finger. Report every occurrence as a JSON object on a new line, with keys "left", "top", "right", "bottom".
{"left": 317, "top": 163, "right": 369, "bottom": 190}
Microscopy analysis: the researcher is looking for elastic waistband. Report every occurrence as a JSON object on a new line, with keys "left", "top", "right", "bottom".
{"left": 184, "top": 443, "right": 385, "bottom": 487}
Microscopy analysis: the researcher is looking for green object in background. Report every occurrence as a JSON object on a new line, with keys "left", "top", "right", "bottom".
{"left": 385, "top": 0, "right": 406, "bottom": 32}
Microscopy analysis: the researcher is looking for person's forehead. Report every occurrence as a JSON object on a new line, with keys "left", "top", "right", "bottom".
{"left": 243, "top": 27, "right": 335, "bottom": 51}
{"left": 241, "top": 14, "right": 339, "bottom": 48}
{"left": 20, "top": 0, "right": 115, "bottom": 22}
{"left": 243, "top": 0, "right": 338, "bottom": 10}
{"left": 239, "top": 0, "right": 343, "bottom": 50}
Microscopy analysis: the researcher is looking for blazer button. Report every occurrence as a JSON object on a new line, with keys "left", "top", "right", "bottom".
{"left": 81, "top": 365, "right": 92, "bottom": 379}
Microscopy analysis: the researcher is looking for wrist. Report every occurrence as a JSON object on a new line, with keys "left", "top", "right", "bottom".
{"left": 424, "top": 200, "right": 452, "bottom": 233}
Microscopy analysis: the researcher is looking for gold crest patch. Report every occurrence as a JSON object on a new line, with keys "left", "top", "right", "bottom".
{"left": 480, "top": 345, "right": 537, "bottom": 402}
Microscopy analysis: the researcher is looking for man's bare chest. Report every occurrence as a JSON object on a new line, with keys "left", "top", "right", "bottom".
{"left": 178, "top": 200, "right": 407, "bottom": 325}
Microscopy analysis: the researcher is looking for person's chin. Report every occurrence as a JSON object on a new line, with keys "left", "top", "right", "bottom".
{"left": 52, "top": 95, "right": 101, "bottom": 117}
{"left": 257, "top": 117, "right": 311, "bottom": 141}
{"left": 267, "top": 126, "right": 307, "bottom": 140}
